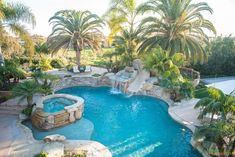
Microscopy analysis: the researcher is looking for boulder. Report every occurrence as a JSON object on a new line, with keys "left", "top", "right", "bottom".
{"left": 133, "top": 59, "right": 143, "bottom": 71}
{"left": 43, "top": 134, "right": 66, "bottom": 143}
{"left": 124, "top": 66, "right": 135, "bottom": 73}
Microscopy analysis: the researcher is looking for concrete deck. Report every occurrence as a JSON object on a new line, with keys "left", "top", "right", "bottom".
{"left": 169, "top": 98, "right": 202, "bottom": 132}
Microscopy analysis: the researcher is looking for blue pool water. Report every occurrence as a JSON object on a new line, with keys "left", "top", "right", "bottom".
{"left": 24, "top": 86, "right": 202, "bottom": 157}
{"left": 43, "top": 97, "right": 76, "bottom": 113}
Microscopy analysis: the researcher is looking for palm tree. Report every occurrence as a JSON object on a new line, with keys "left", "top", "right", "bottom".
{"left": 47, "top": 10, "right": 104, "bottom": 67}
{"left": 138, "top": 0, "right": 216, "bottom": 63}
{"left": 0, "top": 1, "right": 36, "bottom": 63}
{"left": 104, "top": 0, "right": 142, "bottom": 41}
{"left": 34, "top": 42, "right": 49, "bottom": 57}
{"left": 113, "top": 28, "right": 142, "bottom": 66}
{"left": 195, "top": 87, "right": 226, "bottom": 122}
{"left": 194, "top": 122, "right": 228, "bottom": 157}
{"left": 12, "top": 80, "right": 41, "bottom": 107}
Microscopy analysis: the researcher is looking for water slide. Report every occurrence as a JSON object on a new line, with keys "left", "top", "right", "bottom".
{"left": 127, "top": 70, "right": 150, "bottom": 93}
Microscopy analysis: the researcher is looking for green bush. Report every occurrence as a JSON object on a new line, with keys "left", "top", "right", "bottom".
{"left": 50, "top": 59, "right": 65, "bottom": 68}
{"left": 191, "top": 36, "right": 235, "bottom": 76}
{"left": 0, "top": 59, "right": 26, "bottom": 90}
{"left": 34, "top": 151, "right": 48, "bottom": 157}
{"left": 21, "top": 106, "right": 33, "bottom": 116}
{"left": 38, "top": 59, "right": 52, "bottom": 71}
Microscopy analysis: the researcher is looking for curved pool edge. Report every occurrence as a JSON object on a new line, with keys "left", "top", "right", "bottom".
{"left": 16, "top": 119, "right": 112, "bottom": 157}
{"left": 55, "top": 84, "right": 209, "bottom": 157}
{"left": 168, "top": 105, "right": 211, "bottom": 157}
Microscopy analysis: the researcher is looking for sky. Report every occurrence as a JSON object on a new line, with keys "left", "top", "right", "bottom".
{"left": 6, "top": 0, "right": 235, "bottom": 37}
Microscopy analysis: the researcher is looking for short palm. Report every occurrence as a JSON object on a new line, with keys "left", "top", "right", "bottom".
{"left": 12, "top": 80, "right": 41, "bottom": 107}
{"left": 48, "top": 10, "right": 104, "bottom": 66}
{"left": 195, "top": 87, "right": 227, "bottom": 122}
{"left": 139, "top": 0, "right": 216, "bottom": 63}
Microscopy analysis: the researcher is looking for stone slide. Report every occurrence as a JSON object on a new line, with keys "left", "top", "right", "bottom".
{"left": 127, "top": 70, "right": 150, "bottom": 93}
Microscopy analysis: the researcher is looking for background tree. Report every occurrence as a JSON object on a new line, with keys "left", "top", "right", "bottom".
{"left": 48, "top": 10, "right": 104, "bottom": 67}
{"left": 192, "top": 36, "right": 235, "bottom": 76}
{"left": 0, "top": 1, "right": 36, "bottom": 63}
{"left": 139, "top": 0, "right": 216, "bottom": 63}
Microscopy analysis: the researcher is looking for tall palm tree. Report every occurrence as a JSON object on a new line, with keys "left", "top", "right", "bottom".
{"left": 104, "top": 0, "right": 143, "bottom": 43}
{"left": 113, "top": 27, "right": 142, "bottom": 66}
{"left": 138, "top": 0, "right": 216, "bottom": 63}
{"left": 0, "top": 0, "right": 36, "bottom": 63}
{"left": 47, "top": 10, "right": 104, "bottom": 67}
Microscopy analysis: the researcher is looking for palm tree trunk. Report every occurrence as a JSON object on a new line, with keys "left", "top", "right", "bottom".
{"left": 217, "top": 142, "right": 225, "bottom": 157}
{"left": 74, "top": 46, "right": 81, "bottom": 67}
{"left": 210, "top": 113, "right": 215, "bottom": 123}
{"left": 27, "top": 96, "right": 33, "bottom": 107}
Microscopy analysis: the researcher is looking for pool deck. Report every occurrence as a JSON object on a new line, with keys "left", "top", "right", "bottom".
{"left": 169, "top": 98, "right": 202, "bottom": 132}
{"left": 0, "top": 114, "right": 111, "bottom": 157}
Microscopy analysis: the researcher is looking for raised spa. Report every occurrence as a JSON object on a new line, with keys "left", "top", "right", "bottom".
{"left": 31, "top": 94, "right": 84, "bottom": 130}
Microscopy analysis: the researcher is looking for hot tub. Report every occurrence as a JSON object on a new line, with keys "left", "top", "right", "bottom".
{"left": 31, "top": 94, "right": 84, "bottom": 130}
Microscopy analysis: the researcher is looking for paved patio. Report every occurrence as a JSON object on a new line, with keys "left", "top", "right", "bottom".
{"left": 0, "top": 115, "right": 32, "bottom": 157}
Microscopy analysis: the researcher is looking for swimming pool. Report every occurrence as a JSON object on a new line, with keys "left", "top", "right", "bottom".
{"left": 24, "top": 86, "right": 202, "bottom": 157}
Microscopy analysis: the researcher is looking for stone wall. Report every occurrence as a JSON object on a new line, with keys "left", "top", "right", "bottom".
{"left": 54, "top": 75, "right": 113, "bottom": 91}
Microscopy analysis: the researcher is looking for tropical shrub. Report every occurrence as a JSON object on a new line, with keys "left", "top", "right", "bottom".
{"left": 195, "top": 87, "right": 235, "bottom": 122}
{"left": 38, "top": 58, "right": 52, "bottom": 71}
{"left": 21, "top": 106, "right": 33, "bottom": 116}
{"left": 32, "top": 71, "right": 59, "bottom": 95}
{"left": 0, "top": 59, "right": 26, "bottom": 90}
{"left": 50, "top": 59, "right": 64, "bottom": 69}
{"left": 12, "top": 80, "right": 41, "bottom": 107}
{"left": 143, "top": 47, "right": 194, "bottom": 101}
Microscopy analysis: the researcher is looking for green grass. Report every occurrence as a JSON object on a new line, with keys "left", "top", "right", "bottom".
{"left": 51, "top": 48, "right": 114, "bottom": 66}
